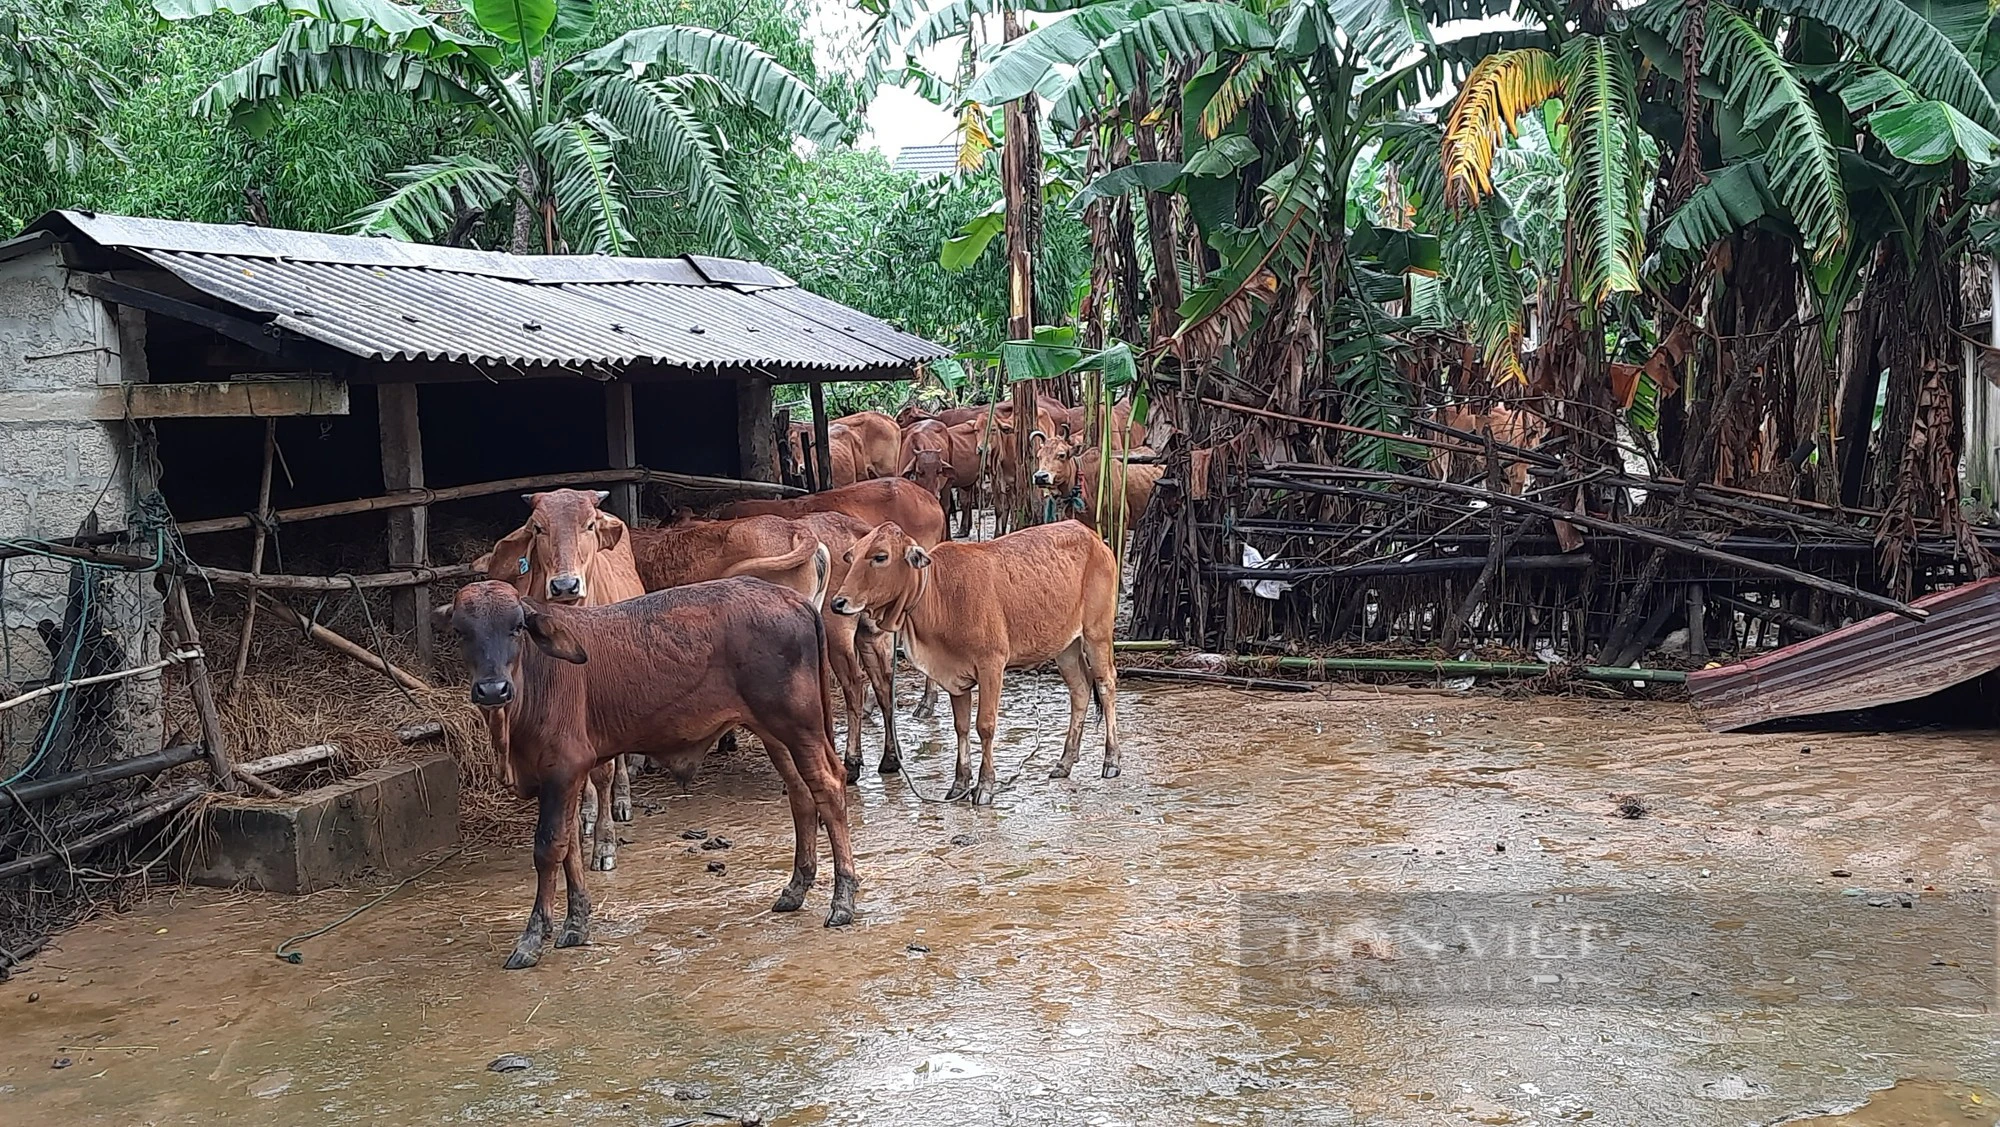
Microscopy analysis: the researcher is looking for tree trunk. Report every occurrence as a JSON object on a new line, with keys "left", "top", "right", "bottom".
{"left": 1002, "top": 5, "right": 1040, "bottom": 526}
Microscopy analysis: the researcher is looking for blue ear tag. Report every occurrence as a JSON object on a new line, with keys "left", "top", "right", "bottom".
{"left": 516, "top": 556, "right": 530, "bottom": 576}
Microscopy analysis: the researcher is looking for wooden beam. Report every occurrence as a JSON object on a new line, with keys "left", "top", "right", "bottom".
{"left": 604, "top": 381, "right": 638, "bottom": 523}
{"left": 737, "top": 374, "right": 777, "bottom": 483}
{"left": 71, "top": 275, "right": 282, "bottom": 354}
{"left": 173, "top": 466, "right": 801, "bottom": 538}
{"left": 377, "top": 383, "right": 432, "bottom": 668}
{"left": 164, "top": 581, "right": 241, "bottom": 794}
{"left": 0, "top": 379, "right": 348, "bottom": 422}
{"left": 810, "top": 379, "right": 833, "bottom": 491}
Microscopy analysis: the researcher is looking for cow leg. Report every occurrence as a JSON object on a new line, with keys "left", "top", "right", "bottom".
{"left": 579, "top": 775, "right": 598, "bottom": 849}
{"left": 580, "top": 760, "right": 614, "bottom": 860}
{"left": 945, "top": 690, "right": 975, "bottom": 801}
{"left": 590, "top": 761, "right": 618, "bottom": 872}
{"left": 914, "top": 668, "right": 938, "bottom": 718}
{"left": 505, "top": 773, "right": 578, "bottom": 969}
{"left": 971, "top": 667, "right": 1002, "bottom": 806}
{"left": 1086, "top": 629, "right": 1123, "bottom": 779}
{"left": 558, "top": 815, "right": 594, "bottom": 948}
{"left": 855, "top": 620, "right": 903, "bottom": 776}
{"left": 759, "top": 733, "right": 820, "bottom": 915}
{"left": 826, "top": 613, "right": 871, "bottom": 783}
{"left": 611, "top": 755, "right": 634, "bottom": 823}
{"left": 1048, "top": 640, "right": 1092, "bottom": 780}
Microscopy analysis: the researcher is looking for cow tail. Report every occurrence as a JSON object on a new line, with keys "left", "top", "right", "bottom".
{"left": 811, "top": 605, "right": 842, "bottom": 782}
{"left": 810, "top": 542, "right": 831, "bottom": 611}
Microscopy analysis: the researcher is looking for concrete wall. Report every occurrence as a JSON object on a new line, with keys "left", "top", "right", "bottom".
{"left": 0, "top": 246, "right": 162, "bottom": 768}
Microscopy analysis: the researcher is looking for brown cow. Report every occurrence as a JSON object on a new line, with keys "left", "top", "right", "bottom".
{"left": 1426, "top": 403, "right": 1546, "bottom": 494}
{"left": 829, "top": 520, "right": 1121, "bottom": 806}
{"left": 626, "top": 511, "right": 907, "bottom": 779}
{"left": 898, "top": 419, "right": 955, "bottom": 509}
{"left": 440, "top": 578, "right": 856, "bottom": 969}
{"left": 1030, "top": 432, "right": 1163, "bottom": 536}
{"left": 1060, "top": 399, "right": 1147, "bottom": 451}
{"left": 475, "top": 490, "right": 647, "bottom": 868}
{"left": 714, "top": 477, "right": 949, "bottom": 546}
{"left": 832, "top": 410, "right": 901, "bottom": 480}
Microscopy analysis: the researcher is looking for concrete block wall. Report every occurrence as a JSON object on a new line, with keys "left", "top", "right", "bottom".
{"left": 0, "top": 246, "right": 163, "bottom": 768}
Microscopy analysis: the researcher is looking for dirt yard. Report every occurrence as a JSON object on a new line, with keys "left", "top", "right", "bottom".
{"left": 0, "top": 679, "right": 1993, "bottom": 1125}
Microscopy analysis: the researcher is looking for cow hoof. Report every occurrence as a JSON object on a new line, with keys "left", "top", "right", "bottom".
{"left": 1047, "top": 764, "right": 1072, "bottom": 780}
{"left": 556, "top": 922, "right": 589, "bottom": 948}
{"left": 825, "top": 903, "right": 855, "bottom": 928}
{"left": 591, "top": 852, "right": 616, "bottom": 872}
{"left": 772, "top": 881, "right": 810, "bottom": 914}
{"left": 612, "top": 799, "right": 632, "bottom": 824}
{"left": 502, "top": 949, "right": 541, "bottom": 970}
{"left": 877, "top": 755, "right": 902, "bottom": 776}
{"left": 972, "top": 782, "right": 995, "bottom": 807}
{"left": 944, "top": 778, "right": 973, "bottom": 801}
{"left": 826, "top": 874, "right": 858, "bottom": 927}
{"left": 580, "top": 819, "right": 597, "bottom": 842}
{"left": 1101, "top": 764, "right": 1121, "bottom": 779}
{"left": 844, "top": 761, "right": 862, "bottom": 785}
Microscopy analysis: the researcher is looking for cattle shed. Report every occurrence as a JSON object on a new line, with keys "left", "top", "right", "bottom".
{"left": 0, "top": 209, "right": 946, "bottom": 806}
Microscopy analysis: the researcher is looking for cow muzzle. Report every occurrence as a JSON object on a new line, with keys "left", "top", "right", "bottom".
{"left": 546, "top": 574, "right": 585, "bottom": 602}
{"left": 829, "top": 595, "right": 860, "bottom": 616}
{"left": 470, "top": 678, "right": 515, "bottom": 707}
{"left": 1031, "top": 470, "right": 1053, "bottom": 487}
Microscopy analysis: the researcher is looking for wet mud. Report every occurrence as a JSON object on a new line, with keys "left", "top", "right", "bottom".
{"left": 0, "top": 681, "right": 1993, "bottom": 1125}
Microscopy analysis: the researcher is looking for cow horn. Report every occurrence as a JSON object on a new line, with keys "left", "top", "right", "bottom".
{"left": 591, "top": 489, "right": 610, "bottom": 504}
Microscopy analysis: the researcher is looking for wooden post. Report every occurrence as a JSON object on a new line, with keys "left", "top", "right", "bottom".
{"left": 604, "top": 381, "right": 638, "bottom": 523}
{"left": 1687, "top": 583, "right": 1709, "bottom": 659}
{"left": 809, "top": 379, "right": 833, "bottom": 492}
{"left": 1002, "top": 3, "right": 1039, "bottom": 528}
{"left": 165, "top": 579, "right": 240, "bottom": 794}
{"left": 377, "top": 383, "right": 432, "bottom": 668}
{"left": 737, "top": 375, "right": 777, "bottom": 483}
{"left": 228, "top": 418, "right": 277, "bottom": 697}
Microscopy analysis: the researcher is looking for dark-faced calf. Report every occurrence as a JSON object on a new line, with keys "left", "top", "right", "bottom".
{"left": 439, "top": 579, "right": 857, "bottom": 969}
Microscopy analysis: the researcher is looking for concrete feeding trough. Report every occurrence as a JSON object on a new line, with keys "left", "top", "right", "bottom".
{"left": 181, "top": 756, "right": 459, "bottom": 894}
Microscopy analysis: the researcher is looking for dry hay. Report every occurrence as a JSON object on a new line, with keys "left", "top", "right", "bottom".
{"left": 165, "top": 592, "right": 518, "bottom": 843}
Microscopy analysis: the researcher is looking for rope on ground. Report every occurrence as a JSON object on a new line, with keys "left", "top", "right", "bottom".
{"left": 274, "top": 847, "right": 463, "bottom": 964}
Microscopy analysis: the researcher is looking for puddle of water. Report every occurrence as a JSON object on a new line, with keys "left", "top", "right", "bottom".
{"left": 1784, "top": 1079, "right": 1998, "bottom": 1125}
{"left": 0, "top": 682, "right": 1993, "bottom": 1126}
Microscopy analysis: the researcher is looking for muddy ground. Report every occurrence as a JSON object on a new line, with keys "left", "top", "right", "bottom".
{"left": 0, "top": 680, "right": 1994, "bottom": 1126}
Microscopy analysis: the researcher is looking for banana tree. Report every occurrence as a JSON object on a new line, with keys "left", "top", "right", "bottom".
{"left": 155, "top": 0, "right": 844, "bottom": 254}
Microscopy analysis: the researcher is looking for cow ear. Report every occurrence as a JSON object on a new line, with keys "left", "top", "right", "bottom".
{"left": 596, "top": 512, "right": 627, "bottom": 550}
{"left": 904, "top": 544, "right": 932, "bottom": 569}
{"left": 431, "top": 603, "right": 455, "bottom": 632}
{"left": 592, "top": 490, "right": 610, "bottom": 505}
{"left": 486, "top": 526, "right": 533, "bottom": 582}
{"left": 524, "top": 610, "right": 589, "bottom": 664}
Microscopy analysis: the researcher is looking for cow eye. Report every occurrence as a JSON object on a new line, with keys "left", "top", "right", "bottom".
{"left": 842, "top": 550, "right": 853, "bottom": 564}
{"left": 529, "top": 524, "right": 544, "bottom": 535}
{"left": 871, "top": 552, "right": 888, "bottom": 564}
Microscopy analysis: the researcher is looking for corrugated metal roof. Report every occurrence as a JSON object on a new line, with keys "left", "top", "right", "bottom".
{"left": 23, "top": 210, "right": 947, "bottom": 374}
{"left": 1686, "top": 577, "right": 2000, "bottom": 731}
{"left": 891, "top": 144, "right": 966, "bottom": 178}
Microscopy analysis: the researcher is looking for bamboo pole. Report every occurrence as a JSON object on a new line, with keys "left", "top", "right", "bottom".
{"left": 0, "top": 785, "right": 203, "bottom": 881}
{"left": 191, "top": 563, "right": 478, "bottom": 592}
{"left": 165, "top": 580, "right": 241, "bottom": 793}
{"left": 229, "top": 419, "right": 278, "bottom": 697}
{"left": 237, "top": 743, "right": 340, "bottom": 776}
{"left": 174, "top": 466, "right": 801, "bottom": 538}
{"left": 0, "top": 649, "right": 199, "bottom": 714}
{"left": 265, "top": 600, "right": 429, "bottom": 693}
{"left": 0, "top": 743, "right": 205, "bottom": 810}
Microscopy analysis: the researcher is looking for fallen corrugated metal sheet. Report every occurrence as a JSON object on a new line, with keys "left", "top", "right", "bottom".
{"left": 1686, "top": 577, "right": 2000, "bottom": 731}
{"left": 23, "top": 210, "right": 948, "bottom": 373}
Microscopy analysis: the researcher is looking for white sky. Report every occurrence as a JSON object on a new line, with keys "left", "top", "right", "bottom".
{"left": 804, "top": 0, "right": 975, "bottom": 157}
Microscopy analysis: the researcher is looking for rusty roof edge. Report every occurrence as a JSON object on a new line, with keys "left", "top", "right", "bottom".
{"left": 747, "top": 288, "right": 951, "bottom": 364}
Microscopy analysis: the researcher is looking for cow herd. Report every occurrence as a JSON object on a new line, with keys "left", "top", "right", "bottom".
{"left": 440, "top": 404, "right": 1156, "bottom": 969}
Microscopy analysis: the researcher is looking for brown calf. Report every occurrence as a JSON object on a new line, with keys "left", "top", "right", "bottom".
{"left": 898, "top": 419, "right": 955, "bottom": 508}
{"left": 1030, "top": 432, "right": 1163, "bottom": 535}
{"left": 1425, "top": 403, "right": 1546, "bottom": 494}
{"left": 440, "top": 579, "right": 856, "bottom": 969}
{"left": 829, "top": 520, "right": 1121, "bottom": 806}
